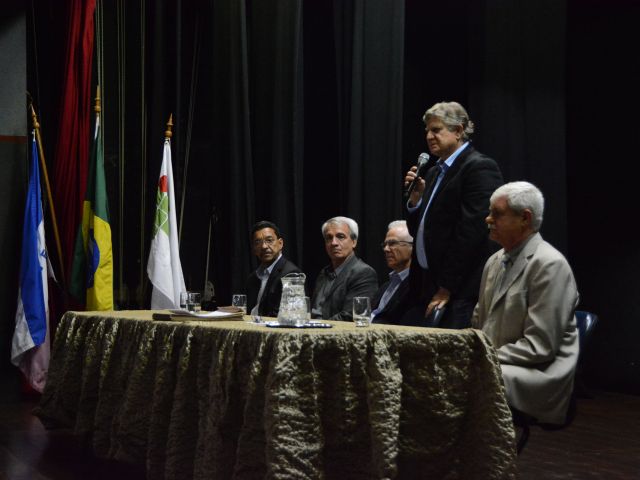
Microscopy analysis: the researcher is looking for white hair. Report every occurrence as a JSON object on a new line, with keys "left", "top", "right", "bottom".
{"left": 322, "top": 216, "right": 359, "bottom": 240}
{"left": 490, "top": 181, "right": 545, "bottom": 231}
{"left": 387, "top": 220, "right": 413, "bottom": 242}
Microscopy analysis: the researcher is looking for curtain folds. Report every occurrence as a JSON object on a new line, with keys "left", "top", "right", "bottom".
{"left": 331, "top": 0, "right": 405, "bottom": 278}
{"left": 51, "top": 0, "right": 96, "bottom": 275}
{"left": 32, "top": 0, "right": 406, "bottom": 306}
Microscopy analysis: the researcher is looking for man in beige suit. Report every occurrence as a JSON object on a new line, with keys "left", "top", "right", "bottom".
{"left": 472, "top": 181, "right": 579, "bottom": 425}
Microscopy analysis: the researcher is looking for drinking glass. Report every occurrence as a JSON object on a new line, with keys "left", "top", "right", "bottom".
{"left": 232, "top": 294, "right": 247, "bottom": 315}
{"left": 186, "top": 292, "right": 201, "bottom": 312}
{"left": 180, "top": 291, "right": 189, "bottom": 309}
{"left": 304, "top": 296, "right": 311, "bottom": 321}
{"left": 352, "top": 297, "right": 371, "bottom": 327}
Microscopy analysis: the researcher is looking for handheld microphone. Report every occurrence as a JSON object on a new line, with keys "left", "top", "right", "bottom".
{"left": 404, "top": 152, "right": 430, "bottom": 197}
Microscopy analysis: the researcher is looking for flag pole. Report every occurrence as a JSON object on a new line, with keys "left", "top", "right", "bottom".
{"left": 95, "top": 85, "right": 115, "bottom": 307}
{"left": 165, "top": 113, "right": 173, "bottom": 141}
{"left": 95, "top": 85, "right": 101, "bottom": 124}
{"left": 148, "top": 113, "right": 186, "bottom": 309}
{"left": 30, "top": 103, "right": 66, "bottom": 289}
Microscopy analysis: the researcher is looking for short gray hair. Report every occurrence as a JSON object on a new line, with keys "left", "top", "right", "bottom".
{"left": 490, "top": 181, "right": 545, "bottom": 231}
{"left": 423, "top": 101, "right": 475, "bottom": 141}
{"left": 387, "top": 220, "right": 413, "bottom": 242}
{"left": 322, "top": 216, "right": 359, "bottom": 240}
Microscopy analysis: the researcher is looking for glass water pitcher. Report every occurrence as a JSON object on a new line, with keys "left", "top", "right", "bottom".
{"left": 277, "top": 272, "right": 307, "bottom": 326}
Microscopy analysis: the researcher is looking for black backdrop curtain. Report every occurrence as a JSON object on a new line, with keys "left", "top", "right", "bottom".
{"left": 136, "top": 0, "right": 406, "bottom": 302}
{"left": 207, "top": 0, "right": 307, "bottom": 298}
{"left": 97, "top": 0, "right": 306, "bottom": 304}
{"left": 403, "top": 0, "right": 566, "bottom": 250}
{"left": 304, "top": 0, "right": 405, "bottom": 285}
{"left": 467, "top": 0, "right": 567, "bottom": 252}
{"left": 333, "top": 0, "right": 406, "bottom": 281}
{"left": 566, "top": 0, "right": 640, "bottom": 394}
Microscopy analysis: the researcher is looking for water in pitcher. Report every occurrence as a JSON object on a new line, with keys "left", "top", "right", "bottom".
{"left": 277, "top": 273, "right": 307, "bottom": 326}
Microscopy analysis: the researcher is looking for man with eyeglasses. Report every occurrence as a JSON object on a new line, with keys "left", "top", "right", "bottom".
{"left": 246, "top": 221, "right": 302, "bottom": 317}
{"left": 311, "top": 216, "right": 378, "bottom": 320}
{"left": 371, "top": 220, "right": 414, "bottom": 325}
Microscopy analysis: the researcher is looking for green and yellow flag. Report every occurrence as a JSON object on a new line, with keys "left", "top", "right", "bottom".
{"left": 70, "top": 112, "right": 113, "bottom": 310}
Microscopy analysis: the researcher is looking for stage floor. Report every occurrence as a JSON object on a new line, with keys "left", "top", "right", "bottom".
{"left": 1, "top": 369, "right": 639, "bottom": 479}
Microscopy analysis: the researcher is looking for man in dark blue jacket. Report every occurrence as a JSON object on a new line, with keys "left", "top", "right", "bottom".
{"left": 404, "top": 101, "right": 503, "bottom": 328}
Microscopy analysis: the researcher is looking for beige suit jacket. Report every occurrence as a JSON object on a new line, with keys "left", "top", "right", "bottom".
{"left": 472, "top": 233, "right": 579, "bottom": 424}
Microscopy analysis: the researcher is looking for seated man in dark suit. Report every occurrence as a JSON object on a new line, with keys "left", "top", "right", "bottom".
{"left": 371, "top": 220, "right": 413, "bottom": 325}
{"left": 311, "top": 216, "right": 378, "bottom": 321}
{"left": 246, "top": 221, "right": 302, "bottom": 318}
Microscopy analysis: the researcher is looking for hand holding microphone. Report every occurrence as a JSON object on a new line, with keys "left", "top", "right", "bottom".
{"left": 404, "top": 152, "right": 430, "bottom": 204}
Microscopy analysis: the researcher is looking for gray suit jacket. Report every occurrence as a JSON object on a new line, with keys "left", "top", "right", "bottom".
{"left": 471, "top": 233, "right": 579, "bottom": 424}
{"left": 312, "top": 255, "right": 378, "bottom": 321}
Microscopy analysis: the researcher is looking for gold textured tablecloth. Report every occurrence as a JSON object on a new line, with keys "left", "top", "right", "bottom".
{"left": 35, "top": 310, "right": 516, "bottom": 479}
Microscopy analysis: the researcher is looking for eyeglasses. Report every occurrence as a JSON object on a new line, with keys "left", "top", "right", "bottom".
{"left": 253, "top": 237, "right": 277, "bottom": 247}
{"left": 381, "top": 240, "right": 413, "bottom": 249}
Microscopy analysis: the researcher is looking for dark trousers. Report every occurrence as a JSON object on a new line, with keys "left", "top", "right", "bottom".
{"left": 406, "top": 264, "right": 476, "bottom": 329}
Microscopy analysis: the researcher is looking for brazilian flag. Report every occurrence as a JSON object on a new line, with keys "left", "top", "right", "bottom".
{"left": 70, "top": 115, "right": 113, "bottom": 310}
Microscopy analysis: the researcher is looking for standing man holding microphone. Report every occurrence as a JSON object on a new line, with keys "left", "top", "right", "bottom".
{"left": 404, "top": 101, "right": 503, "bottom": 328}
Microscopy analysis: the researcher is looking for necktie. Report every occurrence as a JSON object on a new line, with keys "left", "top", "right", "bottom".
{"left": 492, "top": 254, "right": 512, "bottom": 303}
{"left": 499, "top": 255, "right": 512, "bottom": 288}
{"left": 428, "top": 162, "right": 447, "bottom": 197}
{"left": 416, "top": 162, "right": 448, "bottom": 269}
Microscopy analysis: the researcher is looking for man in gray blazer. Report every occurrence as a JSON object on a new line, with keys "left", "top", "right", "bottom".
{"left": 472, "top": 181, "right": 579, "bottom": 425}
{"left": 311, "top": 216, "right": 378, "bottom": 321}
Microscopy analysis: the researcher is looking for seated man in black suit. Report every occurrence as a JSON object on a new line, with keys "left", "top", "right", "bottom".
{"left": 246, "top": 221, "right": 302, "bottom": 318}
{"left": 371, "top": 220, "right": 413, "bottom": 325}
{"left": 311, "top": 216, "right": 378, "bottom": 321}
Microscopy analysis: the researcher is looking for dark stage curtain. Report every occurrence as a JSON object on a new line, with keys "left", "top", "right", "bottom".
{"left": 206, "top": 0, "right": 406, "bottom": 297}
{"left": 566, "top": 0, "right": 640, "bottom": 395}
{"left": 304, "top": 0, "right": 405, "bottom": 285}
{"left": 332, "top": 0, "right": 406, "bottom": 281}
{"left": 206, "top": 0, "right": 305, "bottom": 300}
{"left": 467, "top": 0, "right": 567, "bottom": 252}
{"left": 404, "top": 0, "right": 567, "bottom": 251}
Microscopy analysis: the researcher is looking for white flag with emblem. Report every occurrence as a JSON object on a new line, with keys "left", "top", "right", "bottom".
{"left": 147, "top": 138, "right": 186, "bottom": 308}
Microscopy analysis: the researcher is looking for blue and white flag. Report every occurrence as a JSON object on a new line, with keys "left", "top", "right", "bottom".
{"left": 11, "top": 132, "right": 51, "bottom": 392}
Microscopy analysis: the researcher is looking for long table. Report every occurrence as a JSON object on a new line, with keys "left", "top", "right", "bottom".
{"left": 35, "top": 310, "right": 516, "bottom": 479}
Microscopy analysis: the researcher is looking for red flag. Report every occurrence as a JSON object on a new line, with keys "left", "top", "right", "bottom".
{"left": 51, "top": 0, "right": 96, "bottom": 275}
